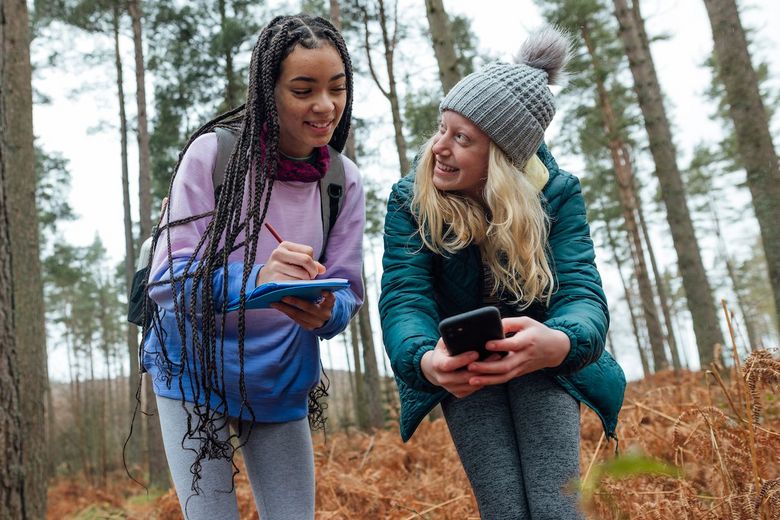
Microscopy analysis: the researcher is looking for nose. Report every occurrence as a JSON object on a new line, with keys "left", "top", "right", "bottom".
{"left": 431, "top": 134, "right": 449, "bottom": 156}
{"left": 312, "top": 92, "right": 336, "bottom": 113}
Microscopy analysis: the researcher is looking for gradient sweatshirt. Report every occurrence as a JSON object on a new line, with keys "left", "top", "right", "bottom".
{"left": 143, "top": 133, "right": 365, "bottom": 422}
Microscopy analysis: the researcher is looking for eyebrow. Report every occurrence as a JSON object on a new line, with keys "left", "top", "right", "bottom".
{"left": 289, "top": 72, "right": 346, "bottom": 83}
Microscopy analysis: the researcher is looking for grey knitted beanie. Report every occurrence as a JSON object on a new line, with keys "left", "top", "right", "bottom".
{"left": 439, "top": 26, "right": 571, "bottom": 168}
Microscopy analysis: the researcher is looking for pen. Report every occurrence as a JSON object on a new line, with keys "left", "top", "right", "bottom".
{"left": 264, "top": 222, "right": 284, "bottom": 244}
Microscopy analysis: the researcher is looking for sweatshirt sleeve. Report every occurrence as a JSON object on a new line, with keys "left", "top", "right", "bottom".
{"left": 313, "top": 154, "right": 365, "bottom": 339}
{"left": 148, "top": 133, "right": 262, "bottom": 314}
{"left": 543, "top": 173, "right": 609, "bottom": 375}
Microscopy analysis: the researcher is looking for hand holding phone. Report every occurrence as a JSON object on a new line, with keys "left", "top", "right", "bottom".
{"left": 438, "top": 306, "right": 505, "bottom": 361}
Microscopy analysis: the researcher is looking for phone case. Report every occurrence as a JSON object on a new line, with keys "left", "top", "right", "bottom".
{"left": 438, "top": 306, "right": 504, "bottom": 360}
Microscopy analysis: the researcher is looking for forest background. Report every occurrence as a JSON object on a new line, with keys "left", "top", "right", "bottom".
{"left": 2, "top": 0, "right": 780, "bottom": 518}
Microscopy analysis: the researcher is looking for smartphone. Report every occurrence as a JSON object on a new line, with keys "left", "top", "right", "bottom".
{"left": 438, "top": 306, "right": 505, "bottom": 360}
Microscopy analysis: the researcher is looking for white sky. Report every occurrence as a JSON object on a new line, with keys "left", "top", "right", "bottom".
{"left": 34, "top": 0, "right": 780, "bottom": 381}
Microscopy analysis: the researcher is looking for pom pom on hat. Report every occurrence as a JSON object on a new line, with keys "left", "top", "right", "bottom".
{"left": 516, "top": 26, "right": 572, "bottom": 85}
{"left": 439, "top": 25, "right": 574, "bottom": 168}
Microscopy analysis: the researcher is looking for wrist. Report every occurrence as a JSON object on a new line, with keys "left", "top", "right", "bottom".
{"left": 420, "top": 350, "right": 438, "bottom": 386}
{"left": 548, "top": 329, "right": 571, "bottom": 368}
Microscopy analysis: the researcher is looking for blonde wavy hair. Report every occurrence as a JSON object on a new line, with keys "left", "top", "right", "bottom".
{"left": 411, "top": 138, "right": 555, "bottom": 308}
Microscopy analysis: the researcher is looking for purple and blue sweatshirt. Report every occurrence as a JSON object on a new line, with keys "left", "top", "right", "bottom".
{"left": 143, "top": 133, "right": 365, "bottom": 422}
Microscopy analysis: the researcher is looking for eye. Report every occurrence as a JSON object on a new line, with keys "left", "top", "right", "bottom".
{"left": 438, "top": 123, "right": 446, "bottom": 134}
{"left": 331, "top": 84, "right": 348, "bottom": 92}
{"left": 455, "top": 133, "right": 469, "bottom": 144}
{"left": 292, "top": 89, "right": 311, "bottom": 96}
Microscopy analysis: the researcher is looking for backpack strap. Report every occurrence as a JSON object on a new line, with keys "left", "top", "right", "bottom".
{"left": 211, "top": 129, "right": 346, "bottom": 262}
{"left": 319, "top": 145, "right": 346, "bottom": 262}
{"left": 213, "top": 126, "right": 238, "bottom": 201}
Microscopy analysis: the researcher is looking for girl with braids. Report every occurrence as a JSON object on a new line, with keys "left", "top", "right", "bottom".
{"left": 141, "top": 14, "right": 364, "bottom": 519}
{"left": 379, "top": 27, "right": 625, "bottom": 519}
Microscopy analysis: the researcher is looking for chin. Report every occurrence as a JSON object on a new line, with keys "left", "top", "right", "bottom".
{"left": 432, "top": 178, "right": 456, "bottom": 193}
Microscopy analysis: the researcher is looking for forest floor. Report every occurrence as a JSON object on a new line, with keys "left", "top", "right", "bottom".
{"left": 47, "top": 351, "right": 780, "bottom": 519}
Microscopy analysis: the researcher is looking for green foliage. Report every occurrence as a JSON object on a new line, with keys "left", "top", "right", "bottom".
{"left": 43, "top": 236, "right": 125, "bottom": 367}
{"left": 403, "top": 12, "right": 481, "bottom": 158}
{"left": 403, "top": 88, "right": 439, "bottom": 155}
{"left": 71, "top": 504, "right": 125, "bottom": 520}
{"left": 35, "top": 142, "right": 76, "bottom": 247}
{"left": 298, "top": 0, "right": 329, "bottom": 18}
{"left": 737, "top": 244, "right": 779, "bottom": 337}
{"left": 450, "top": 15, "right": 479, "bottom": 75}
{"left": 579, "top": 451, "right": 681, "bottom": 501}
{"left": 536, "top": 0, "right": 649, "bottom": 264}
{"left": 363, "top": 179, "right": 387, "bottom": 239}
{"left": 146, "top": 0, "right": 264, "bottom": 200}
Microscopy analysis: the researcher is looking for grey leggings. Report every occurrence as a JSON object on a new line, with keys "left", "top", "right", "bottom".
{"left": 441, "top": 371, "right": 582, "bottom": 520}
{"left": 156, "top": 395, "right": 315, "bottom": 520}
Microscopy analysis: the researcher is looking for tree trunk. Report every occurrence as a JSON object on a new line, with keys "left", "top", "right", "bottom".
{"left": 329, "top": 0, "right": 341, "bottom": 28}
{"left": 424, "top": 0, "right": 460, "bottom": 94}
{"left": 702, "top": 0, "right": 780, "bottom": 337}
{"left": 0, "top": 0, "right": 48, "bottom": 516}
{"left": 709, "top": 199, "right": 762, "bottom": 351}
{"left": 357, "top": 269, "right": 383, "bottom": 429}
{"left": 341, "top": 331, "right": 356, "bottom": 426}
{"left": 112, "top": 2, "right": 148, "bottom": 478}
{"left": 142, "top": 374, "right": 169, "bottom": 488}
{"left": 127, "top": 0, "right": 152, "bottom": 239}
{"left": 635, "top": 174, "right": 681, "bottom": 371}
{"left": 582, "top": 24, "right": 667, "bottom": 371}
{"left": 349, "top": 319, "right": 368, "bottom": 428}
{"left": 603, "top": 209, "right": 649, "bottom": 377}
{"left": 218, "top": 0, "right": 241, "bottom": 110}
{"left": 362, "top": 0, "right": 410, "bottom": 175}
{"left": 613, "top": 0, "right": 724, "bottom": 367}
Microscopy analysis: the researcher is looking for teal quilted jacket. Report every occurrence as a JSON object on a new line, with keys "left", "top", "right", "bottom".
{"left": 379, "top": 144, "right": 626, "bottom": 442}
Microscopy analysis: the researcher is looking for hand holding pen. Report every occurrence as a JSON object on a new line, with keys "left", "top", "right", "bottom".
{"left": 257, "top": 222, "right": 335, "bottom": 329}
{"left": 255, "top": 222, "right": 326, "bottom": 286}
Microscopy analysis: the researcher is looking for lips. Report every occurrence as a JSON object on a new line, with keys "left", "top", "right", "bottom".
{"left": 305, "top": 120, "right": 333, "bottom": 132}
{"left": 435, "top": 160, "right": 459, "bottom": 173}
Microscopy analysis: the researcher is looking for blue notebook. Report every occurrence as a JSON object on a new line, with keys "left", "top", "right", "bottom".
{"left": 226, "top": 278, "right": 350, "bottom": 311}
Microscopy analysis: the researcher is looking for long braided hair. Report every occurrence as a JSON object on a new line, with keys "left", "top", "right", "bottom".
{"left": 139, "top": 14, "right": 353, "bottom": 492}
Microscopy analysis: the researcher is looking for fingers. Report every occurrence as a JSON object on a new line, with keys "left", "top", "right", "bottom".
{"left": 270, "top": 291, "right": 335, "bottom": 331}
{"left": 264, "top": 241, "right": 327, "bottom": 281}
{"left": 501, "top": 316, "right": 534, "bottom": 334}
{"left": 469, "top": 371, "right": 524, "bottom": 386}
{"left": 468, "top": 353, "right": 523, "bottom": 374}
{"left": 433, "top": 341, "right": 479, "bottom": 373}
{"left": 277, "top": 242, "right": 326, "bottom": 278}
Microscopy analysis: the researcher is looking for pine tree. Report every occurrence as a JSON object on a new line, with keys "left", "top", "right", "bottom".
{"left": 538, "top": 0, "right": 671, "bottom": 371}
{"left": 1, "top": 0, "right": 48, "bottom": 515}
{"left": 612, "top": 0, "right": 724, "bottom": 367}
{"left": 701, "top": 0, "right": 780, "bottom": 337}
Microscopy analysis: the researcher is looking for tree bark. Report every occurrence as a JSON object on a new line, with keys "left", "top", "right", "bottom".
{"left": 127, "top": 0, "right": 152, "bottom": 239}
{"left": 329, "top": 0, "right": 341, "bottom": 29}
{"left": 1, "top": 0, "right": 48, "bottom": 516}
{"left": 613, "top": 0, "right": 724, "bottom": 367}
{"left": 218, "top": 0, "right": 241, "bottom": 110}
{"left": 603, "top": 209, "right": 649, "bottom": 377}
{"left": 341, "top": 330, "right": 356, "bottom": 425}
{"left": 349, "top": 318, "right": 367, "bottom": 428}
{"left": 424, "top": 0, "right": 460, "bottom": 94}
{"left": 581, "top": 23, "right": 667, "bottom": 371}
{"left": 362, "top": 0, "right": 410, "bottom": 175}
{"left": 635, "top": 175, "right": 682, "bottom": 371}
{"left": 357, "top": 270, "right": 383, "bottom": 429}
{"left": 702, "top": 0, "right": 780, "bottom": 337}
{"left": 114, "top": 4, "right": 168, "bottom": 488}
